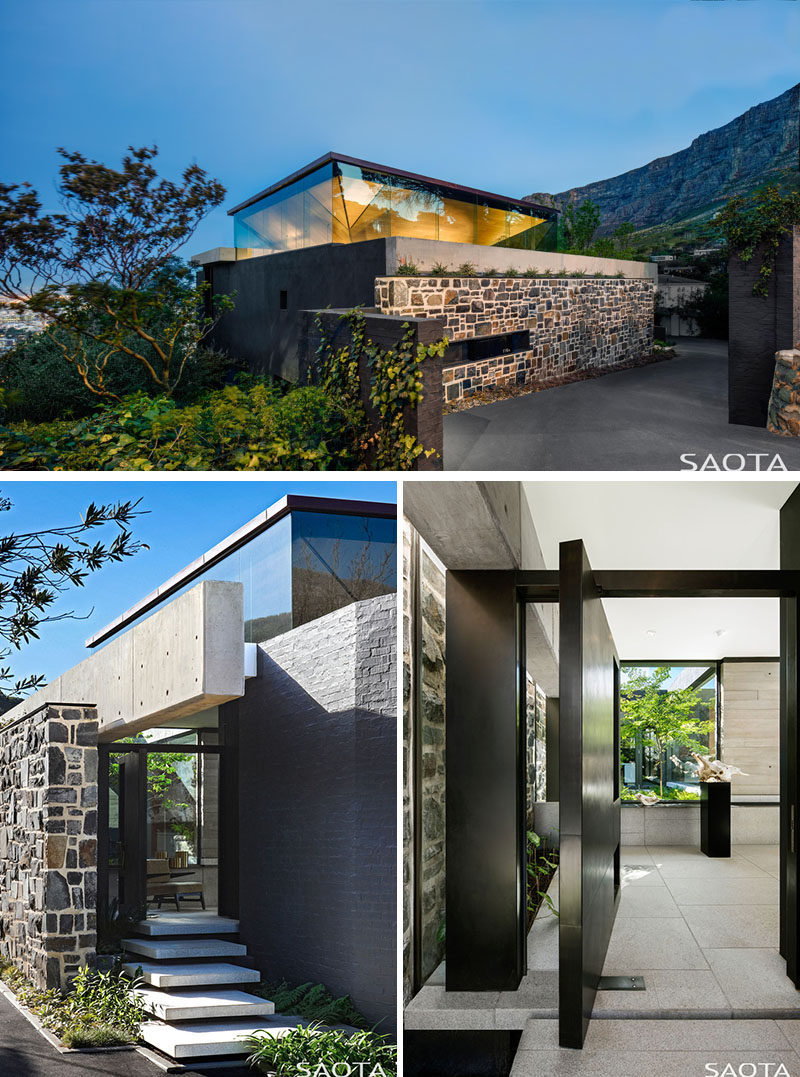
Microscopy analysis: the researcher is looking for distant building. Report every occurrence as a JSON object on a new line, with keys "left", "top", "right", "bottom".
{"left": 657, "top": 273, "right": 710, "bottom": 337}
{"left": 650, "top": 252, "right": 677, "bottom": 264}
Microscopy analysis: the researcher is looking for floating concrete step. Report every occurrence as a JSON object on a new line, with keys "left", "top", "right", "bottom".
{"left": 123, "top": 937, "right": 247, "bottom": 961}
{"left": 136, "top": 986, "right": 275, "bottom": 1022}
{"left": 134, "top": 912, "right": 240, "bottom": 937}
{"left": 123, "top": 960, "right": 260, "bottom": 988}
{"left": 139, "top": 1015, "right": 305, "bottom": 1060}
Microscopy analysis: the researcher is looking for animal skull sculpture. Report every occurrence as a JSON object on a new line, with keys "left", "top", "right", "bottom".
{"left": 691, "top": 753, "right": 748, "bottom": 782}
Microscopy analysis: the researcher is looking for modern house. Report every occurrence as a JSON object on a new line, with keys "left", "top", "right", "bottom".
{"left": 192, "top": 154, "right": 657, "bottom": 412}
{"left": 0, "top": 494, "right": 397, "bottom": 1065}
{"left": 403, "top": 480, "right": 800, "bottom": 1077}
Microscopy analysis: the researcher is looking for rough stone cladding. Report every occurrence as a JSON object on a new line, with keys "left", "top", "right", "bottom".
{"left": 402, "top": 522, "right": 446, "bottom": 1003}
{"left": 376, "top": 276, "right": 655, "bottom": 404}
{"left": 237, "top": 593, "right": 397, "bottom": 1031}
{"left": 768, "top": 349, "right": 800, "bottom": 436}
{"left": 0, "top": 704, "right": 98, "bottom": 990}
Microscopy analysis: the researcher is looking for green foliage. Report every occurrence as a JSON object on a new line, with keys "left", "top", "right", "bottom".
{"left": 395, "top": 258, "right": 418, "bottom": 276}
{"left": 312, "top": 308, "right": 445, "bottom": 470}
{"left": 620, "top": 667, "right": 711, "bottom": 796}
{"left": 527, "top": 830, "right": 559, "bottom": 920}
{"left": 561, "top": 199, "right": 601, "bottom": 251}
{"left": 715, "top": 180, "right": 800, "bottom": 297}
{"left": 621, "top": 786, "right": 700, "bottom": 802}
{"left": 246, "top": 1024, "right": 397, "bottom": 1077}
{"left": 0, "top": 958, "right": 143, "bottom": 1045}
{"left": 455, "top": 262, "right": 477, "bottom": 277}
{"left": 0, "top": 380, "right": 361, "bottom": 470}
{"left": 254, "top": 980, "right": 372, "bottom": 1031}
{"left": 504, "top": 266, "right": 519, "bottom": 277}
{"left": 1, "top": 325, "right": 233, "bottom": 423}
{"left": 429, "top": 261, "right": 450, "bottom": 276}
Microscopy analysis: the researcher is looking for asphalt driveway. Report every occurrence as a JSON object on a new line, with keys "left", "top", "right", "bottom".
{"left": 443, "top": 339, "right": 800, "bottom": 471}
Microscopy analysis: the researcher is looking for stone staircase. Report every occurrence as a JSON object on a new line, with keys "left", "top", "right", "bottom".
{"left": 121, "top": 911, "right": 303, "bottom": 1065}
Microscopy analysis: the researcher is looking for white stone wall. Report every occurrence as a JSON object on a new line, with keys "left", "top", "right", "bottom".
{"left": 721, "top": 660, "right": 779, "bottom": 796}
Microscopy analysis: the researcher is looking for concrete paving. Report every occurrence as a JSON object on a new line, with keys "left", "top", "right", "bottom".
{"left": 444, "top": 339, "right": 800, "bottom": 471}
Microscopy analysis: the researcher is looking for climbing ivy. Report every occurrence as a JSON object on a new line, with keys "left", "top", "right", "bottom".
{"left": 312, "top": 308, "right": 447, "bottom": 470}
{"left": 716, "top": 181, "right": 800, "bottom": 298}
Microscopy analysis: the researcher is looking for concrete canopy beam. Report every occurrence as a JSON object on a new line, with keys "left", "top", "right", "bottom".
{"left": 2, "top": 580, "right": 245, "bottom": 740}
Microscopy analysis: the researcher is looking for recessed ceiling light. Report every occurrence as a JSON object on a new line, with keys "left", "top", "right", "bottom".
{"left": 645, "top": 629, "right": 657, "bottom": 637}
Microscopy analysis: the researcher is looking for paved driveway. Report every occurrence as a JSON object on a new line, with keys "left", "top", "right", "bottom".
{"left": 444, "top": 339, "right": 800, "bottom": 471}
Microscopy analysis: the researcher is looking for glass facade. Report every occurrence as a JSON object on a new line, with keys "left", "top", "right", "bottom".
{"left": 620, "top": 664, "right": 718, "bottom": 797}
{"left": 114, "top": 507, "right": 397, "bottom": 646}
{"left": 233, "top": 157, "right": 558, "bottom": 254}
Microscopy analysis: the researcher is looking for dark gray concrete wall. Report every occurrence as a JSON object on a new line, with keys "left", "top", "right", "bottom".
{"left": 205, "top": 240, "right": 389, "bottom": 381}
{"left": 729, "top": 227, "right": 800, "bottom": 426}
{"left": 233, "top": 594, "right": 397, "bottom": 1031}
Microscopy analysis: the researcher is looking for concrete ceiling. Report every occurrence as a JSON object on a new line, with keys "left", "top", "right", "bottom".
{"left": 523, "top": 480, "right": 798, "bottom": 661}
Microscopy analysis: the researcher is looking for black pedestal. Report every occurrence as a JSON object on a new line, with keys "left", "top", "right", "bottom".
{"left": 700, "top": 781, "right": 731, "bottom": 858}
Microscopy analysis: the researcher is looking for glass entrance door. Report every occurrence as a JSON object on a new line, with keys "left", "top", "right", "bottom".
{"left": 99, "top": 744, "right": 222, "bottom": 921}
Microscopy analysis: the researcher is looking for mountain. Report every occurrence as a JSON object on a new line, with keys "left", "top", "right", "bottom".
{"left": 528, "top": 83, "right": 800, "bottom": 242}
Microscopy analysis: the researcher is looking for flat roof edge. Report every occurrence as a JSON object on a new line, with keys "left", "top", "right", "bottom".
{"left": 227, "top": 152, "right": 558, "bottom": 218}
{"left": 86, "top": 494, "right": 396, "bottom": 650}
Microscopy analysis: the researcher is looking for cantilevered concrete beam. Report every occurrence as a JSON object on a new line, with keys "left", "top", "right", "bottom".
{"left": 2, "top": 580, "right": 245, "bottom": 740}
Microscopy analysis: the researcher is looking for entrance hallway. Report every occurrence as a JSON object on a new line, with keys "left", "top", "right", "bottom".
{"left": 598, "top": 843, "right": 790, "bottom": 1018}
{"left": 444, "top": 340, "right": 800, "bottom": 471}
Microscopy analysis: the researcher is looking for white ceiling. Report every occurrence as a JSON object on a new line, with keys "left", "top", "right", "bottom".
{"left": 523, "top": 479, "right": 798, "bottom": 660}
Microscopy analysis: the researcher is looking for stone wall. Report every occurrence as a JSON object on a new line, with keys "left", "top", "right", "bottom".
{"left": 403, "top": 521, "right": 447, "bottom": 1003}
{"left": 0, "top": 704, "right": 98, "bottom": 990}
{"left": 375, "top": 276, "right": 655, "bottom": 406}
{"left": 526, "top": 679, "right": 547, "bottom": 825}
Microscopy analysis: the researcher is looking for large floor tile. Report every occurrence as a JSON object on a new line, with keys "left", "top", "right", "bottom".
{"left": 645, "top": 844, "right": 705, "bottom": 859}
{"left": 511, "top": 1051, "right": 800, "bottom": 1077}
{"left": 682, "top": 904, "right": 779, "bottom": 949}
{"left": 604, "top": 917, "right": 708, "bottom": 970}
{"left": 620, "top": 845, "right": 654, "bottom": 863}
{"left": 620, "top": 863, "right": 664, "bottom": 888}
{"left": 527, "top": 914, "right": 559, "bottom": 971}
{"left": 705, "top": 948, "right": 800, "bottom": 1011}
{"left": 735, "top": 845, "right": 781, "bottom": 876}
{"left": 655, "top": 858, "right": 771, "bottom": 880}
{"left": 404, "top": 985, "right": 499, "bottom": 1029}
{"left": 617, "top": 885, "right": 681, "bottom": 918}
{"left": 665, "top": 875, "right": 779, "bottom": 906}
{"left": 583, "top": 1017, "right": 792, "bottom": 1051}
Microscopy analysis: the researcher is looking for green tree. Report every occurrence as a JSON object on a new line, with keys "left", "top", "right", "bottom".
{"left": 714, "top": 179, "right": 800, "bottom": 297}
{"left": 561, "top": 199, "right": 601, "bottom": 252}
{"left": 0, "top": 495, "right": 145, "bottom": 696}
{"left": 675, "top": 270, "right": 729, "bottom": 339}
{"left": 1, "top": 146, "right": 231, "bottom": 398}
{"left": 620, "top": 666, "right": 711, "bottom": 796}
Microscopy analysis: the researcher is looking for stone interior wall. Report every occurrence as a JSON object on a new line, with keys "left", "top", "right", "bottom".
{"left": 526, "top": 678, "right": 547, "bottom": 825}
{"left": 403, "top": 521, "right": 446, "bottom": 1003}
{"left": 721, "top": 660, "right": 779, "bottom": 796}
{"left": 0, "top": 704, "right": 98, "bottom": 990}
{"left": 376, "top": 276, "right": 655, "bottom": 406}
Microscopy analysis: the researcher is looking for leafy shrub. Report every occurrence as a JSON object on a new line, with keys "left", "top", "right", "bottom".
{"left": 504, "top": 267, "right": 519, "bottom": 277}
{"left": 1, "top": 329, "right": 235, "bottom": 424}
{"left": 246, "top": 1024, "right": 397, "bottom": 1077}
{"left": 429, "top": 261, "right": 450, "bottom": 276}
{"left": 455, "top": 262, "right": 476, "bottom": 277}
{"left": 0, "top": 959, "right": 143, "bottom": 1045}
{"left": 0, "top": 381, "right": 361, "bottom": 471}
{"left": 254, "top": 980, "right": 371, "bottom": 1030}
{"left": 522, "top": 267, "right": 540, "bottom": 278}
{"left": 395, "top": 258, "right": 418, "bottom": 276}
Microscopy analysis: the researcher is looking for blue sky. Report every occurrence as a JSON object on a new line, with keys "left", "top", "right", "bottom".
{"left": 0, "top": 478, "right": 396, "bottom": 685}
{"left": 3, "top": 0, "right": 799, "bottom": 258}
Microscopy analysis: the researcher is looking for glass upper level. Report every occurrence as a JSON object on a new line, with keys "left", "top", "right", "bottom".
{"left": 88, "top": 496, "right": 397, "bottom": 649}
{"left": 230, "top": 153, "right": 558, "bottom": 255}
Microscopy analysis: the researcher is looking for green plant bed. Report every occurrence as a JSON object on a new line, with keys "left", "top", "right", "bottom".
{"left": 0, "top": 958, "right": 144, "bottom": 1047}
{"left": 621, "top": 786, "right": 700, "bottom": 802}
{"left": 246, "top": 1024, "right": 396, "bottom": 1077}
{"left": 526, "top": 829, "right": 559, "bottom": 930}
{"left": 253, "top": 980, "right": 372, "bottom": 1031}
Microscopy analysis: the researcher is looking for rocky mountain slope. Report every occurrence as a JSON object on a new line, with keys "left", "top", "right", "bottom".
{"left": 528, "top": 82, "right": 800, "bottom": 237}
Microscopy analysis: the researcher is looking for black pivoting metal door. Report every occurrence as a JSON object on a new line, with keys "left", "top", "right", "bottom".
{"left": 558, "top": 539, "right": 621, "bottom": 1049}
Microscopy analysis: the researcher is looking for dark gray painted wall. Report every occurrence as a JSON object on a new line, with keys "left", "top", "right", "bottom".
{"left": 204, "top": 240, "right": 390, "bottom": 381}
{"left": 729, "top": 227, "right": 800, "bottom": 426}
{"left": 232, "top": 594, "right": 397, "bottom": 1031}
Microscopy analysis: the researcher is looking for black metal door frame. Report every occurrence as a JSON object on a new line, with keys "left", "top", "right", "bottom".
{"left": 97, "top": 742, "right": 234, "bottom": 917}
{"left": 445, "top": 566, "right": 800, "bottom": 1047}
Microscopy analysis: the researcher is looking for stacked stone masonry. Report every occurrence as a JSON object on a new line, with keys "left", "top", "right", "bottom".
{"left": 375, "top": 276, "right": 655, "bottom": 405}
{"left": 0, "top": 704, "right": 98, "bottom": 990}
{"left": 768, "top": 349, "right": 800, "bottom": 436}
